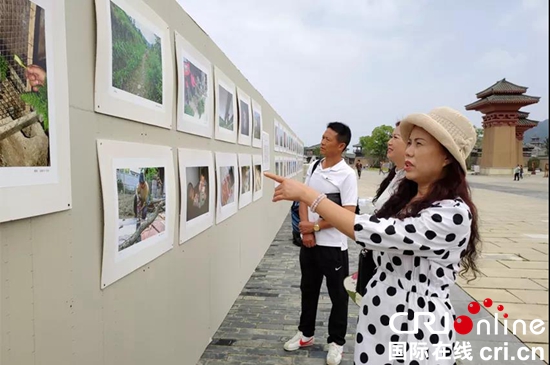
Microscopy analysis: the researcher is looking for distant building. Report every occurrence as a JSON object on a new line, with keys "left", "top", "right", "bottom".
{"left": 352, "top": 143, "right": 373, "bottom": 167}
{"left": 465, "top": 78, "right": 540, "bottom": 175}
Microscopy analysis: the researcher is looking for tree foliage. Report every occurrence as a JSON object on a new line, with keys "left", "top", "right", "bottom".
{"left": 475, "top": 127, "right": 483, "bottom": 149}
{"left": 359, "top": 125, "right": 394, "bottom": 160}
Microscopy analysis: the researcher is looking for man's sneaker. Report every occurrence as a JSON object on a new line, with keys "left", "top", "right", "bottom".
{"left": 283, "top": 331, "right": 314, "bottom": 351}
{"left": 326, "top": 342, "right": 343, "bottom": 365}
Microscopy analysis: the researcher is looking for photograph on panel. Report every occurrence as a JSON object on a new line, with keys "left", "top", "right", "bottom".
{"left": 110, "top": 0, "right": 162, "bottom": 105}
{"left": 252, "top": 154, "right": 263, "bottom": 201}
{"left": 220, "top": 165, "right": 235, "bottom": 206}
{"left": 253, "top": 109, "right": 261, "bottom": 140}
{"left": 252, "top": 100, "right": 262, "bottom": 148}
{"left": 240, "top": 164, "right": 251, "bottom": 195}
{"left": 186, "top": 165, "right": 209, "bottom": 221}
{"left": 239, "top": 98, "right": 250, "bottom": 137}
{"left": 254, "top": 163, "right": 262, "bottom": 192}
{"left": 0, "top": 0, "right": 50, "bottom": 169}
{"left": 117, "top": 167, "right": 166, "bottom": 251}
{"left": 218, "top": 83, "right": 234, "bottom": 131}
{"left": 254, "top": 110, "right": 262, "bottom": 139}
{"left": 183, "top": 56, "right": 208, "bottom": 122}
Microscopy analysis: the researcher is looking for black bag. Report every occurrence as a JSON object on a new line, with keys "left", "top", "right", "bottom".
{"left": 356, "top": 248, "right": 376, "bottom": 296}
{"left": 310, "top": 160, "right": 359, "bottom": 215}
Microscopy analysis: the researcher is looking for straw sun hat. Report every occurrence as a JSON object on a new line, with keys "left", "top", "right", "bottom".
{"left": 399, "top": 106, "right": 477, "bottom": 173}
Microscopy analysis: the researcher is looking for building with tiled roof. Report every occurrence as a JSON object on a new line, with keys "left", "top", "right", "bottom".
{"left": 465, "top": 79, "right": 540, "bottom": 175}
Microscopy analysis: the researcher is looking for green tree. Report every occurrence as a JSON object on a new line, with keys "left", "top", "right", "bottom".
{"left": 475, "top": 127, "right": 483, "bottom": 149}
{"left": 359, "top": 125, "right": 394, "bottom": 161}
{"left": 312, "top": 146, "right": 321, "bottom": 157}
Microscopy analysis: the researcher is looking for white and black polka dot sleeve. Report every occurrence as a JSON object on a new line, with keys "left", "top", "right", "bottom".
{"left": 353, "top": 199, "right": 471, "bottom": 261}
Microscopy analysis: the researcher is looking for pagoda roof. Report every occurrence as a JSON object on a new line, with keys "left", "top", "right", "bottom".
{"left": 517, "top": 118, "right": 539, "bottom": 127}
{"left": 476, "top": 78, "right": 528, "bottom": 98}
{"left": 465, "top": 94, "right": 540, "bottom": 110}
{"left": 517, "top": 111, "right": 530, "bottom": 118}
{"left": 305, "top": 143, "right": 321, "bottom": 149}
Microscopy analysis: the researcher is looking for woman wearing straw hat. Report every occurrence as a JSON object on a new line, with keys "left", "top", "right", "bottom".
{"left": 265, "top": 106, "right": 480, "bottom": 364}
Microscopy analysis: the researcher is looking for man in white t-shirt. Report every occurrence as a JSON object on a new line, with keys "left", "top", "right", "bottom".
{"left": 283, "top": 122, "right": 358, "bottom": 365}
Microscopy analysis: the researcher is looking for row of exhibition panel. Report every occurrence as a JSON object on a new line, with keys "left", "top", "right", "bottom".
{"left": 95, "top": 0, "right": 303, "bottom": 156}
{"left": 1, "top": 0, "right": 304, "bottom": 225}
{"left": 97, "top": 139, "right": 304, "bottom": 289}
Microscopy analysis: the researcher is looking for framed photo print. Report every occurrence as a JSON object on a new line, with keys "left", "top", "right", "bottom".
{"left": 175, "top": 32, "right": 213, "bottom": 138}
{"left": 261, "top": 131, "right": 270, "bottom": 171}
{"left": 94, "top": 0, "right": 174, "bottom": 129}
{"left": 251, "top": 99, "right": 262, "bottom": 148}
{"left": 252, "top": 155, "right": 263, "bottom": 201}
{"left": 238, "top": 153, "right": 252, "bottom": 209}
{"left": 214, "top": 67, "right": 237, "bottom": 143}
{"left": 274, "top": 120, "right": 279, "bottom": 152}
{"left": 215, "top": 152, "right": 238, "bottom": 223}
{"left": 237, "top": 88, "right": 252, "bottom": 146}
{"left": 178, "top": 148, "right": 215, "bottom": 243}
{"left": 0, "top": 0, "right": 72, "bottom": 223}
{"left": 97, "top": 139, "right": 176, "bottom": 288}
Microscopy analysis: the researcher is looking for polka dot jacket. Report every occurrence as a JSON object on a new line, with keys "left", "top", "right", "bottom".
{"left": 353, "top": 199, "right": 472, "bottom": 364}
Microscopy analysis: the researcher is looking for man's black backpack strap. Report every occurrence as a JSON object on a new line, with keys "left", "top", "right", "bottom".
{"left": 309, "top": 159, "right": 360, "bottom": 214}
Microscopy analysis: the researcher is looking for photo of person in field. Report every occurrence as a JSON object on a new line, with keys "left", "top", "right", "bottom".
{"left": 117, "top": 167, "right": 166, "bottom": 251}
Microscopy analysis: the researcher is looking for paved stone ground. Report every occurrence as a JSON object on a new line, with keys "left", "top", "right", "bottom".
{"left": 197, "top": 171, "right": 548, "bottom": 365}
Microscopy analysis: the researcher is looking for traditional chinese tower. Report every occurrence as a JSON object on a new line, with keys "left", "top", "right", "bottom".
{"left": 465, "top": 79, "right": 540, "bottom": 175}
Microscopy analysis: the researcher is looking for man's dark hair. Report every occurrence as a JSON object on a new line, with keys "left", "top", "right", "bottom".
{"left": 327, "top": 122, "right": 352, "bottom": 150}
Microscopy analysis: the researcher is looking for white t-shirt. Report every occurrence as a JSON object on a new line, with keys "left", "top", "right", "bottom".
{"left": 360, "top": 169, "right": 405, "bottom": 215}
{"left": 304, "top": 159, "right": 358, "bottom": 250}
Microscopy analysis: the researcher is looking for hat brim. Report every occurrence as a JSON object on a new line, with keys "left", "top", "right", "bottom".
{"left": 400, "top": 113, "right": 467, "bottom": 173}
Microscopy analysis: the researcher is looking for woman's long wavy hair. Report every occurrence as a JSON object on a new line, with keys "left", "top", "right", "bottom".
{"left": 373, "top": 167, "right": 397, "bottom": 203}
{"left": 375, "top": 156, "right": 481, "bottom": 282}
{"left": 373, "top": 121, "right": 401, "bottom": 203}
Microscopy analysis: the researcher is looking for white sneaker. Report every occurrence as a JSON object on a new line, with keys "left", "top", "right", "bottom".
{"left": 326, "top": 342, "right": 343, "bottom": 365}
{"left": 283, "top": 331, "right": 314, "bottom": 351}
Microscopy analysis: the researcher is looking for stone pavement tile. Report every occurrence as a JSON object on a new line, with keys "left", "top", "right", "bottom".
{"left": 477, "top": 260, "right": 512, "bottom": 269}
{"left": 505, "top": 321, "right": 549, "bottom": 344}
{"left": 481, "top": 246, "right": 546, "bottom": 256}
{"left": 525, "top": 343, "right": 548, "bottom": 363}
{"left": 493, "top": 303, "right": 549, "bottom": 321}
{"left": 480, "top": 268, "right": 549, "bottom": 279}
{"left": 458, "top": 277, "right": 545, "bottom": 290}
{"left": 517, "top": 252, "right": 549, "bottom": 262}
{"left": 534, "top": 279, "right": 549, "bottom": 289}
{"left": 508, "top": 290, "right": 549, "bottom": 305}
{"left": 535, "top": 246, "right": 550, "bottom": 255}
{"left": 466, "top": 288, "right": 524, "bottom": 303}
{"left": 197, "top": 216, "right": 364, "bottom": 365}
{"left": 480, "top": 253, "right": 524, "bottom": 261}
{"left": 502, "top": 261, "right": 549, "bottom": 270}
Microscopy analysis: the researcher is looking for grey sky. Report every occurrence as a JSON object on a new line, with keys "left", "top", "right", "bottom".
{"left": 177, "top": 0, "right": 548, "bottom": 147}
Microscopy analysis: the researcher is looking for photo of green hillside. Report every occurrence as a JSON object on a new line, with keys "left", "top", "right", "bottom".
{"left": 110, "top": 1, "right": 163, "bottom": 104}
